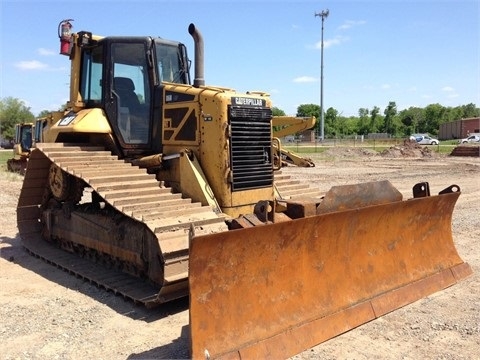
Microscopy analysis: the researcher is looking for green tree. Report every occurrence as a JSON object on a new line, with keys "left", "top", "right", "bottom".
{"left": 398, "top": 107, "right": 424, "bottom": 136}
{"left": 324, "top": 107, "right": 338, "bottom": 137}
{"left": 296, "top": 104, "right": 320, "bottom": 118}
{"left": 296, "top": 103, "right": 321, "bottom": 135}
{"left": 272, "top": 106, "right": 287, "bottom": 133}
{"left": 336, "top": 115, "right": 358, "bottom": 137}
{"left": 423, "top": 103, "right": 445, "bottom": 135}
{"left": 0, "top": 97, "right": 35, "bottom": 140}
{"left": 37, "top": 109, "right": 52, "bottom": 118}
{"left": 271, "top": 107, "right": 286, "bottom": 117}
{"left": 458, "top": 103, "right": 479, "bottom": 119}
{"left": 425, "top": 104, "right": 480, "bottom": 132}
{"left": 357, "top": 108, "right": 370, "bottom": 135}
{"left": 369, "top": 106, "right": 382, "bottom": 133}
{"left": 445, "top": 106, "right": 465, "bottom": 123}
{"left": 383, "top": 101, "right": 398, "bottom": 135}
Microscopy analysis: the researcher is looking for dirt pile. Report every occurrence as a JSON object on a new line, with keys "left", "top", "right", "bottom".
{"left": 325, "top": 147, "right": 378, "bottom": 158}
{"left": 381, "top": 140, "right": 436, "bottom": 158}
{"left": 323, "top": 142, "right": 438, "bottom": 159}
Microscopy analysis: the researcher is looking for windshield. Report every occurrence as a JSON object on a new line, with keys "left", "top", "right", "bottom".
{"left": 155, "top": 42, "right": 189, "bottom": 84}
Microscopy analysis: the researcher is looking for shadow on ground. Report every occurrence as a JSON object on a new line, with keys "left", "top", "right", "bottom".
{"left": 0, "top": 234, "right": 189, "bottom": 322}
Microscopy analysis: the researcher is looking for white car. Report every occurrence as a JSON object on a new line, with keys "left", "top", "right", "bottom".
{"left": 409, "top": 133, "right": 427, "bottom": 141}
{"left": 415, "top": 135, "right": 439, "bottom": 145}
{"left": 458, "top": 135, "right": 480, "bottom": 144}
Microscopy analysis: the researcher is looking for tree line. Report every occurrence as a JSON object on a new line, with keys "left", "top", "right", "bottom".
{"left": 0, "top": 97, "right": 51, "bottom": 141}
{"left": 1, "top": 96, "right": 478, "bottom": 141}
{"left": 274, "top": 102, "right": 479, "bottom": 138}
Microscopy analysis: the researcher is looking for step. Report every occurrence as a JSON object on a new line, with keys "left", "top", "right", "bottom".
{"left": 139, "top": 203, "right": 206, "bottom": 221}
{"left": 121, "top": 197, "right": 191, "bottom": 213}
{"left": 113, "top": 192, "right": 181, "bottom": 207}
{"left": 152, "top": 214, "right": 224, "bottom": 234}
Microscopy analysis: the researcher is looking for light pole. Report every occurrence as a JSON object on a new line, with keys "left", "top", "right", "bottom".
{"left": 315, "top": 9, "right": 329, "bottom": 141}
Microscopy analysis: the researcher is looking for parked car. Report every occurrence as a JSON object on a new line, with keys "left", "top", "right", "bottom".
{"left": 458, "top": 135, "right": 480, "bottom": 144}
{"left": 415, "top": 135, "right": 439, "bottom": 145}
{"left": 1, "top": 138, "right": 14, "bottom": 149}
{"left": 409, "top": 133, "right": 428, "bottom": 141}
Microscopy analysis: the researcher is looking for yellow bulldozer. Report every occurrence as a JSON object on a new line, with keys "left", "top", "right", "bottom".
{"left": 7, "top": 122, "right": 34, "bottom": 174}
{"left": 17, "top": 20, "right": 472, "bottom": 359}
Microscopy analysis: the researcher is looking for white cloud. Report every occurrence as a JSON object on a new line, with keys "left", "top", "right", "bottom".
{"left": 293, "top": 76, "right": 318, "bottom": 83}
{"left": 15, "top": 60, "right": 48, "bottom": 70}
{"left": 315, "top": 35, "right": 348, "bottom": 49}
{"left": 14, "top": 60, "right": 68, "bottom": 72}
{"left": 381, "top": 84, "right": 391, "bottom": 90}
{"left": 38, "top": 48, "right": 56, "bottom": 56}
{"left": 441, "top": 86, "right": 459, "bottom": 98}
{"left": 311, "top": 19, "right": 365, "bottom": 50}
{"left": 338, "top": 20, "right": 367, "bottom": 31}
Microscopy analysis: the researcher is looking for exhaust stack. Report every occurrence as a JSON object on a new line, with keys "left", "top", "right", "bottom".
{"left": 188, "top": 23, "right": 205, "bottom": 87}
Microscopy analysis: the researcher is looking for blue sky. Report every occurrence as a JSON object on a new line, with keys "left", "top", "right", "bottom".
{"left": 1, "top": 0, "right": 478, "bottom": 117}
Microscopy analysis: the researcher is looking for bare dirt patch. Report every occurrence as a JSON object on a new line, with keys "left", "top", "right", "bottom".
{"left": 1, "top": 149, "right": 479, "bottom": 359}
{"left": 379, "top": 140, "right": 437, "bottom": 158}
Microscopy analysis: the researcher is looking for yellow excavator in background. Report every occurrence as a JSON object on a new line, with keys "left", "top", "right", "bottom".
{"left": 17, "top": 20, "right": 471, "bottom": 359}
{"left": 273, "top": 115, "right": 316, "bottom": 167}
{"left": 7, "top": 122, "right": 34, "bottom": 174}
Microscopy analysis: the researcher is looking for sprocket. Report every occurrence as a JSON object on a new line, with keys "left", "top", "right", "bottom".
{"left": 48, "top": 163, "right": 84, "bottom": 203}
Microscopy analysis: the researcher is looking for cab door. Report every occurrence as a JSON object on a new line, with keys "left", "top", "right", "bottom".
{"left": 102, "top": 38, "right": 153, "bottom": 152}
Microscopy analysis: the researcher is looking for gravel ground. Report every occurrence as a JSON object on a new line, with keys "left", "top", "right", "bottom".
{"left": 0, "top": 146, "right": 479, "bottom": 359}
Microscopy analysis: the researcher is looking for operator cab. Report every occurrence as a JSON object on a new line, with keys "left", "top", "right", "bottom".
{"left": 14, "top": 124, "right": 33, "bottom": 152}
{"left": 78, "top": 32, "right": 190, "bottom": 155}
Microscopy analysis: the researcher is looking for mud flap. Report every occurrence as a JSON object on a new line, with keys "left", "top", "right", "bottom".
{"left": 189, "top": 190, "right": 472, "bottom": 359}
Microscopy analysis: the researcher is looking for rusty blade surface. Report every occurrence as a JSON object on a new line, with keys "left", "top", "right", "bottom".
{"left": 189, "top": 191, "right": 472, "bottom": 360}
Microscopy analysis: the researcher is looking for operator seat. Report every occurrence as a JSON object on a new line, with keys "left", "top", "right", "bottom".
{"left": 113, "top": 77, "right": 141, "bottom": 111}
{"left": 113, "top": 77, "right": 148, "bottom": 143}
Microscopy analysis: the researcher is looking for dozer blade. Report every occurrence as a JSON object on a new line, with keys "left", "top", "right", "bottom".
{"left": 189, "top": 188, "right": 472, "bottom": 359}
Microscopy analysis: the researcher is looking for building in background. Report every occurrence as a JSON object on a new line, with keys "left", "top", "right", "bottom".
{"left": 439, "top": 117, "right": 480, "bottom": 140}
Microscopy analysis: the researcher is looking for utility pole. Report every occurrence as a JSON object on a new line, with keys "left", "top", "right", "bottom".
{"left": 315, "top": 9, "right": 329, "bottom": 141}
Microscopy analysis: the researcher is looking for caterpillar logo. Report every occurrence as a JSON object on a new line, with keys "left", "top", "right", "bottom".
{"left": 58, "top": 112, "right": 77, "bottom": 126}
{"left": 165, "top": 91, "right": 195, "bottom": 103}
{"left": 232, "top": 97, "right": 266, "bottom": 107}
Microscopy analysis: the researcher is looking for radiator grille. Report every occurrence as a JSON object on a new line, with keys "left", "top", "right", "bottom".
{"left": 229, "top": 106, "right": 273, "bottom": 191}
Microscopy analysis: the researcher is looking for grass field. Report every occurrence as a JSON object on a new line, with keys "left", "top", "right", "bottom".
{"left": 0, "top": 150, "right": 13, "bottom": 172}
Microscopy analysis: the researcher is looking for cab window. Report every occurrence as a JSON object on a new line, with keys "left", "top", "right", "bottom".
{"left": 111, "top": 42, "right": 151, "bottom": 144}
{"left": 80, "top": 45, "right": 103, "bottom": 104}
